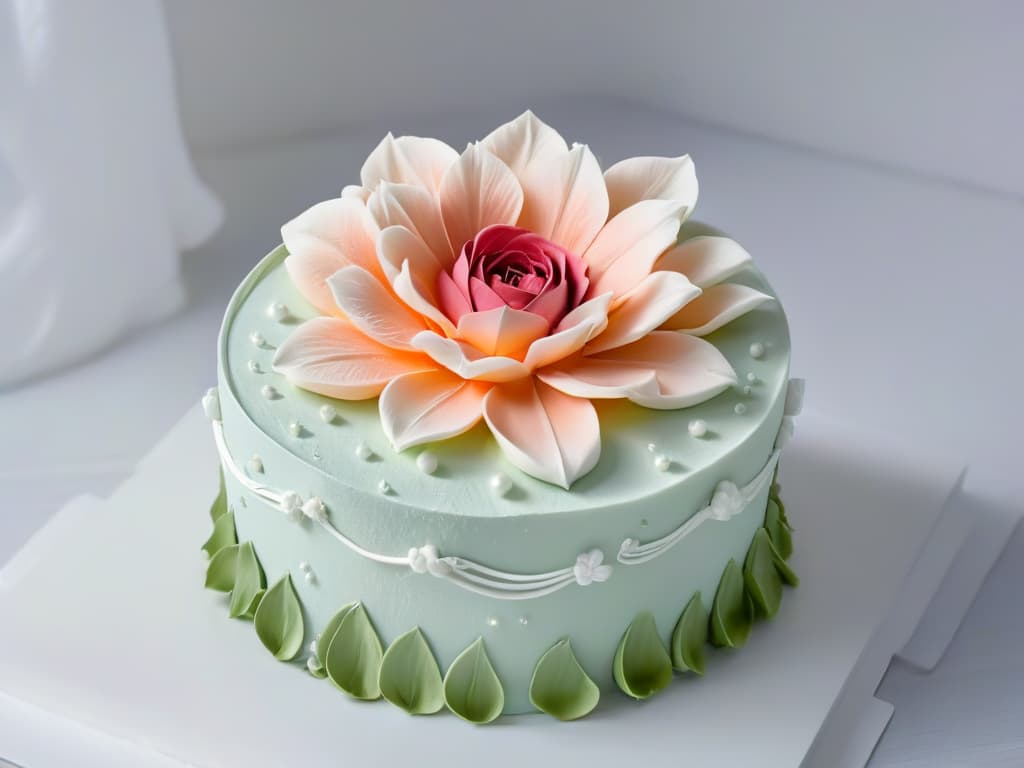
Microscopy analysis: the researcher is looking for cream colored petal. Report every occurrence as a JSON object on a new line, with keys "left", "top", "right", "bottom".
{"left": 440, "top": 143, "right": 524, "bottom": 254}
{"left": 412, "top": 331, "right": 530, "bottom": 383}
{"left": 482, "top": 378, "right": 601, "bottom": 489}
{"left": 538, "top": 331, "right": 736, "bottom": 409}
{"left": 662, "top": 283, "right": 773, "bottom": 336}
{"left": 522, "top": 294, "right": 612, "bottom": 371}
{"left": 282, "top": 197, "right": 381, "bottom": 315}
{"left": 326, "top": 266, "right": 428, "bottom": 350}
{"left": 360, "top": 133, "right": 459, "bottom": 194}
{"left": 480, "top": 110, "right": 569, "bottom": 179}
{"left": 603, "top": 154, "right": 698, "bottom": 218}
{"left": 272, "top": 317, "right": 434, "bottom": 400}
{"left": 583, "top": 199, "right": 686, "bottom": 297}
{"left": 368, "top": 181, "right": 453, "bottom": 268}
{"left": 379, "top": 369, "right": 489, "bottom": 451}
{"left": 586, "top": 271, "right": 701, "bottom": 354}
{"left": 655, "top": 236, "right": 752, "bottom": 288}
{"left": 455, "top": 307, "right": 549, "bottom": 359}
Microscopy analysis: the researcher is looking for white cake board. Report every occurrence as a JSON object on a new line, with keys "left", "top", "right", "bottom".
{"left": 0, "top": 407, "right": 1001, "bottom": 768}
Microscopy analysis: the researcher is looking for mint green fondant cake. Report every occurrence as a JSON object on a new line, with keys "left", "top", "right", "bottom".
{"left": 200, "top": 111, "right": 802, "bottom": 721}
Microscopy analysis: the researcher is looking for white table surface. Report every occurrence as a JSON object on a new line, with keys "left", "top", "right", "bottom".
{"left": 2, "top": 98, "right": 1022, "bottom": 765}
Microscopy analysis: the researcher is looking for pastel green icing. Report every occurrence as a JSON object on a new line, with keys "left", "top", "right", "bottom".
{"left": 201, "top": 510, "right": 237, "bottom": 559}
{"left": 612, "top": 611, "right": 673, "bottom": 700}
{"left": 744, "top": 529, "right": 783, "bottom": 618}
{"left": 710, "top": 558, "right": 753, "bottom": 648}
{"left": 228, "top": 541, "right": 265, "bottom": 619}
{"left": 209, "top": 469, "right": 228, "bottom": 522}
{"left": 378, "top": 627, "right": 444, "bottom": 715}
{"left": 324, "top": 602, "right": 384, "bottom": 700}
{"left": 254, "top": 574, "right": 305, "bottom": 661}
{"left": 764, "top": 498, "right": 793, "bottom": 560}
{"left": 670, "top": 592, "right": 708, "bottom": 675}
{"left": 443, "top": 637, "right": 504, "bottom": 724}
{"left": 204, "top": 543, "right": 239, "bottom": 593}
{"left": 529, "top": 638, "right": 600, "bottom": 721}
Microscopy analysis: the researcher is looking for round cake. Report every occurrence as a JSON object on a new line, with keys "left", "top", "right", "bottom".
{"left": 201, "top": 111, "right": 802, "bottom": 722}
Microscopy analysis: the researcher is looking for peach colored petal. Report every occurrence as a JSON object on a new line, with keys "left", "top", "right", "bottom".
{"left": 661, "top": 283, "right": 773, "bottom": 336}
{"left": 326, "top": 266, "right": 428, "bottom": 350}
{"left": 412, "top": 331, "right": 530, "bottom": 383}
{"left": 272, "top": 317, "right": 434, "bottom": 400}
{"left": 480, "top": 110, "right": 568, "bottom": 178}
{"left": 379, "top": 369, "right": 490, "bottom": 451}
{"left": 583, "top": 199, "right": 687, "bottom": 297}
{"left": 341, "top": 185, "right": 370, "bottom": 201}
{"left": 482, "top": 378, "right": 600, "bottom": 489}
{"left": 376, "top": 225, "right": 457, "bottom": 336}
{"left": 367, "top": 181, "right": 453, "bottom": 268}
{"left": 585, "top": 271, "right": 701, "bottom": 354}
{"left": 603, "top": 155, "right": 698, "bottom": 219}
{"left": 455, "top": 307, "right": 549, "bottom": 359}
{"left": 440, "top": 143, "right": 524, "bottom": 255}
{"left": 282, "top": 198, "right": 381, "bottom": 315}
{"left": 655, "top": 236, "right": 752, "bottom": 288}
{"left": 538, "top": 331, "right": 736, "bottom": 409}
{"left": 522, "top": 293, "right": 612, "bottom": 371}
{"left": 360, "top": 133, "right": 459, "bottom": 194}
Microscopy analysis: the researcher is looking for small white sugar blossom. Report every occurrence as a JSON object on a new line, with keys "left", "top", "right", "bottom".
{"left": 280, "top": 491, "right": 303, "bottom": 521}
{"left": 574, "top": 549, "right": 612, "bottom": 586}
{"left": 201, "top": 387, "right": 221, "bottom": 421}
{"left": 709, "top": 481, "right": 744, "bottom": 521}
{"left": 302, "top": 496, "right": 327, "bottom": 523}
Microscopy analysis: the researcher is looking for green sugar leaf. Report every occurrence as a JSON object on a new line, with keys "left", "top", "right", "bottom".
{"left": 529, "top": 638, "right": 600, "bottom": 720}
{"left": 769, "top": 536, "right": 800, "bottom": 586}
{"left": 670, "top": 592, "right": 708, "bottom": 675}
{"left": 204, "top": 542, "right": 239, "bottom": 592}
{"left": 254, "top": 574, "right": 305, "bottom": 661}
{"left": 443, "top": 637, "right": 504, "bottom": 724}
{"left": 228, "top": 541, "right": 265, "bottom": 619}
{"left": 324, "top": 602, "right": 383, "bottom": 700}
{"left": 764, "top": 498, "right": 793, "bottom": 559}
{"left": 711, "top": 559, "right": 753, "bottom": 648}
{"left": 201, "top": 511, "right": 237, "bottom": 560}
{"left": 613, "top": 611, "right": 673, "bottom": 700}
{"left": 379, "top": 627, "right": 444, "bottom": 715}
{"left": 744, "top": 529, "right": 784, "bottom": 618}
{"left": 209, "top": 468, "right": 228, "bottom": 522}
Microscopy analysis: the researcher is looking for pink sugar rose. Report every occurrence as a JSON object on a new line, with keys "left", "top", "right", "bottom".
{"left": 274, "top": 111, "right": 773, "bottom": 487}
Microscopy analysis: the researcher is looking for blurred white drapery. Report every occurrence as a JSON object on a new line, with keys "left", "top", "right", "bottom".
{"left": 0, "top": 0, "right": 221, "bottom": 387}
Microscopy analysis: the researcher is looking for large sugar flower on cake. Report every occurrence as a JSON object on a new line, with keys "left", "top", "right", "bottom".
{"left": 273, "top": 112, "right": 770, "bottom": 488}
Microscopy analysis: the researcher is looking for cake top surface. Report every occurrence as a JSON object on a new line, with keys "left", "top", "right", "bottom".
{"left": 220, "top": 244, "right": 790, "bottom": 517}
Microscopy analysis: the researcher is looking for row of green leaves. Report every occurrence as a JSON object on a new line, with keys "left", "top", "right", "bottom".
{"left": 613, "top": 480, "right": 797, "bottom": 699}
{"left": 203, "top": 469, "right": 796, "bottom": 722}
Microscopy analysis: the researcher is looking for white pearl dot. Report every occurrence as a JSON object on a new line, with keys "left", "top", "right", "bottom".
{"left": 743, "top": 385, "right": 753, "bottom": 395}
{"left": 654, "top": 454, "right": 672, "bottom": 472}
{"left": 646, "top": 442, "right": 658, "bottom": 453}
{"left": 319, "top": 404, "right": 337, "bottom": 423}
{"left": 688, "top": 419, "right": 708, "bottom": 438}
{"left": 416, "top": 451, "right": 439, "bottom": 475}
{"left": 304, "top": 572, "right": 316, "bottom": 584}
{"left": 519, "top": 617, "right": 529, "bottom": 626}
{"left": 354, "top": 442, "right": 374, "bottom": 461}
{"left": 746, "top": 372, "right": 758, "bottom": 384}
{"left": 378, "top": 479, "right": 392, "bottom": 494}
{"left": 486, "top": 617, "right": 499, "bottom": 627}
{"left": 749, "top": 342, "right": 765, "bottom": 359}
{"left": 247, "top": 360, "right": 262, "bottom": 373}
{"left": 261, "top": 384, "right": 278, "bottom": 400}
{"left": 299, "top": 561, "right": 310, "bottom": 572}
{"left": 250, "top": 331, "right": 266, "bottom": 348}
{"left": 734, "top": 403, "right": 747, "bottom": 415}
{"left": 248, "top": 455, "right": 264, "bottom": 474}
{"left": 288, "top": 420, "right": 302, "bottom": 437}
{"left": 490, "top": 472, "right": 512, "bottom": 496}
{"left": 268, "top": 302, "right": 290, "bottom": 322}
{"left": 308, "top": 639, "right": 318, "bottom": 655}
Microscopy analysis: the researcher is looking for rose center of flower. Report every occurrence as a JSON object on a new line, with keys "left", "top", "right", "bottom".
{"left": 437, "top": 224, "right": 590, "bottom": 330}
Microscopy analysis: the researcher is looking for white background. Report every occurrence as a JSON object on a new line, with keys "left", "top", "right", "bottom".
{"left": 3, "top": 2, "right": 1023, "bottom": 765}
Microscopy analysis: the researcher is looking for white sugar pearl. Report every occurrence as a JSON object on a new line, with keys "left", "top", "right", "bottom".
{"left": 749, "top": 342, "right": 765, "bottom": 359}
{"left": 378, "top": 479, "right": 392, "bottom": 495}
{"left": 519, "top": 617, "right": 529, "bottom": 626}
{"left": 734, "top": 403, "right": 747, "bottom": 415}
{"left": 304, "top": 572, "right": 316, "bottom": 584}
{"left": 688, "top": 419, "right": 708, "bottom": 438}
{"left": 646, "top": 443, "right": 658, "bottom": 453}
{"left": 268, "top": 302, "right": 290, "bottom": 322}
{"left": 250, "top": 331, "right": 266, "bottom": 347}
{"left": 486, "top": 617, "right": 499, "bottom": 627}
{"left": 319, "top": 404, "right": 337, "bottom": 423}
{"left": 654, "top": 454, "right": 672, "bottom": 471}
{"left": 299, "top": 561, "right": 310, "bottom": 572}
{"left": 490, "top": 472, "right": 512, "bottom": 496}
{"left": 746, "top": 372, "right": 758, "bottom": 384}
{"left": 248, "top": 455, "right": 264, "bottom": 474}
{"left": 354, "top": 442, "right": 374, "bottom": 461}
{"left": 261, "top": 384, "right": 278, "bottom": 400}
{"left": 247, "top": 360, "right": 261, "bottom": 373}
{"left": 288, "top": 420, "right": 302, "bottom": 437}
{"left": 743, "top": 385, "right": 753, "bottom": 395}
{"left": 416, "top": 451, "right": 439, "bottom": 475}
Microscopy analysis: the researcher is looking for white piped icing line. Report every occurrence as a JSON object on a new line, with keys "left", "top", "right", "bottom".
{"left": 775, "top": 377, "right": 805, "bottom": 449}
{"left": 618, "top": 450, "right": 780, "bottom": 565}
{"left": 209, "top": 408, "right": 783, "bottom": 600}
